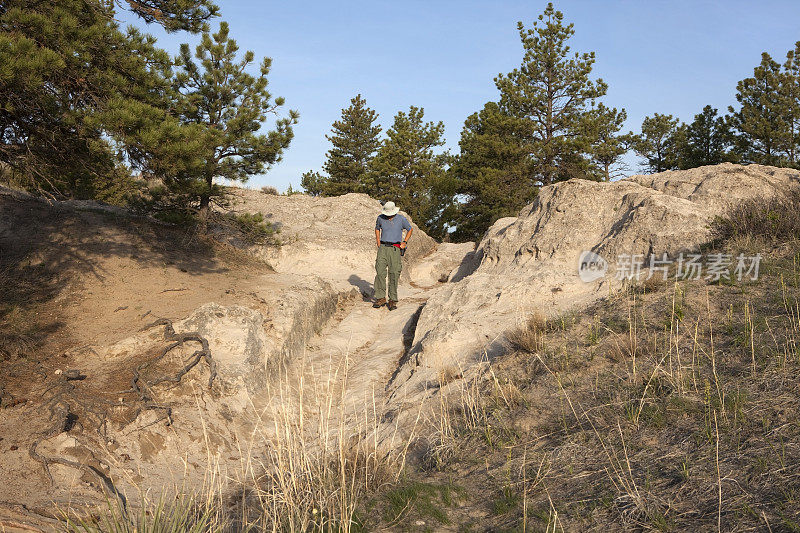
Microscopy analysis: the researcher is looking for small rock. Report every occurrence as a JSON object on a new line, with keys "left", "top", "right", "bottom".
{"left": 415, "top": 520, "right": 425, "bottom": 526}
{"left": 64, "top": 369, "right": 86, "bottom": 381}
{"left": 54, "top": 369, "right": 63, "bottom": 375}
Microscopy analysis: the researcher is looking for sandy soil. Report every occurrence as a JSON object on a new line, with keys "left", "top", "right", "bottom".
{"left": 0, "top": 189, "right": 468, "bottom": 529}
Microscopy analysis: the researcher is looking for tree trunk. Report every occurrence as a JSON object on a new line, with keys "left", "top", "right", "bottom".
{"left": 198, "top": 172, "right": 213, "bottom": 228}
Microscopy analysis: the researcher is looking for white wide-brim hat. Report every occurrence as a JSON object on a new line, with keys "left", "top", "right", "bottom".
{"left": 381, "top": 201, "right": 400, "bottom": 216}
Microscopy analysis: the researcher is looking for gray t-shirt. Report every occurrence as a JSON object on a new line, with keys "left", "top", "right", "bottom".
{"left": 375, "top": 214, "right": 412, "bottom": 243}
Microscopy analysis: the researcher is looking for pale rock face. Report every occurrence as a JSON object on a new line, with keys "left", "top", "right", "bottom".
{"left": 628, "top": 162, "right": 800, "bottom": 212}
{"left": 178, "top": 303, "right": 269, "bottom": 391}
{"left": 227, "top": 190, "right": 437, "bottom": 291}
{"left": 393, "top": 164, "right": 800, "bottom": 396}
{"left": 409, "top": 242, "right": 476, "bottom": 288}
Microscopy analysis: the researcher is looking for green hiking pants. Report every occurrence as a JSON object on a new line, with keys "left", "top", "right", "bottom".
{"left": 374, "top": 244, "right": 402, "bottom": 302}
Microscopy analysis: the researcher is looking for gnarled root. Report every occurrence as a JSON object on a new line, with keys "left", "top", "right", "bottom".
{"left": 26, "top": 317, "right": 215, "bottom": 502}
{"left": 122, "top": 318, "right": 217, "bottom": 426}
{"left": 28, "top": 400, "right": 126, "bottom": 507}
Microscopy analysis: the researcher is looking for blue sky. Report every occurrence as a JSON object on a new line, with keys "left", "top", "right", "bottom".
{"left": 121, "top": 1, "right": 800, "bottom": 191}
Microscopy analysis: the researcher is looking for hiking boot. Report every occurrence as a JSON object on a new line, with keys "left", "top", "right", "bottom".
{"left": 387, "top": 300, "right": 397, "bottom": 311}
{"left": 372, "top": 298, "right": 386, "bottom": 308}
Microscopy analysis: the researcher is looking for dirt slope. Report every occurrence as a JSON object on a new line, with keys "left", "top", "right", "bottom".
{"left": 0, "top": 186, "right": 459, "bottom": 528}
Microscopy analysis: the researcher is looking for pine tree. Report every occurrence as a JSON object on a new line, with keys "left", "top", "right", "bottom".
{"left": 633, "top": 113, "right": 682, "bottom": 173}
{"left": 728, "top": 53, "right": 792, "bottom": 166}
{"left": 300, "top": 170, "right": 325, "bottom": 197}
{"left": 168, "top": 22, "right": 298, "bottom": 213}
{"left": 783, "top": 42, "right": 800, "bottom": 165}
{"left": 122, "top": 0, "right": 218, "bottom": 33}
{"left": 319, "top": 94, "right": 382, "bottom": 195}
{"left": 369, "top": 106, "right": 451, "bottom": 237}
{"left": 582, "top": 104, "right": 630, "bottom": 180}
{"left": 451, "top": 3, "right": 618, "bottom": 241}
{"left": 0, "top": 0, "right": 216, "bottom": 199}
{"left": 676, "top": 105, "right": 735, "bottom": 169}
{"left": 495, "top": 3, "right": 608, "bottom": 186}
{"left": 451, "top": 102, "right": 535, "bottom": 242}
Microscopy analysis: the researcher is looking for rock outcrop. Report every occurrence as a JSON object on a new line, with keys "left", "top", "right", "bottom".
{"left": 390, "top": 164, "right": 800, "bottom": 397}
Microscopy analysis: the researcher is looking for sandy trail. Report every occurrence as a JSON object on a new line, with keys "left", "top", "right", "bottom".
{"left": 251, "top": 280, "right": 431, "bottom": 444}
{"left": 0, "top": 188, "right": 471, "bottom": 528}
{"left": 250, "top": 242, "right": 468, "bottom": 456}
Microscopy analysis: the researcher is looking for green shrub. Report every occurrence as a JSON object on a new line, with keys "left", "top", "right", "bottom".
{"left": 224, "top": 212, "right": 279, "bottom": 245}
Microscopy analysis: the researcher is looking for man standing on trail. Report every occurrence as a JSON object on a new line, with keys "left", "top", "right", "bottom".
{"left": 373, "top": 201, "right": 413, "bottom": 311}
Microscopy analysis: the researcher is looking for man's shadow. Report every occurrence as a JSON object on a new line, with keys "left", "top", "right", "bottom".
{"left": 348, "top": 274, "right": 373, "bottom": 301}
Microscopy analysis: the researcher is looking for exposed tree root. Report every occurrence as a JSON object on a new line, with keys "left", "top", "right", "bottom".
{"left": 0, "top": 500, "right": 62, "bottom": 530}
{"left": 132, "top": 318, "right": 217, "bottom": 392}
{"left": 24, "top": 318, "right": 216, "bottom": 506}
{"left": 28, "top": 399, "right": 127, "bottom": 508}
{"left": 121, "top": 318, "right": 217, "bottom": 426}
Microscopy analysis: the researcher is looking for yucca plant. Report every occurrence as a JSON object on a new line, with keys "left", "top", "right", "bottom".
{"left": 63, "top": 493, "right": 223, "bottom": 533}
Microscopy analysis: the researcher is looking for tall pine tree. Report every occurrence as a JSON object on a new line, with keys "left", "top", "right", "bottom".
{"left": 0, "top": 0, "right": 212, "bottom": 200}
{"left": 369, "top": 106, "right": 451, "bottom": 238}
{"left": 451, "top": 3, "right": 621, "bottom": 241}
{"left": 783, "top": 42, "right": 800, "bottom": 165}
{"left": 302, "top": 94, "right": 381, "bottom": 196}
{"left": 728, "top": 53, "right": 792, "bottom": 166}
{"left": 166, "top": 21, "right": 298, "bottom": 213}
{"left": 495, "top": 3, "right": 608, "bottom": 186}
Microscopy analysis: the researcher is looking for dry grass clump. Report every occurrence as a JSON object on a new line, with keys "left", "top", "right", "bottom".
{"left": 395, "top": 241, "right": 800, "bottom": 530}
{"left": 224, "top": 354, "right": 417, "bottom": 532}
{"left": 437, "top": 365, "right": 462, "bottom": 387}
{"left": 62, "top": 493, "right": 222, "bottom": 532}
{"left": 505, "top": 312, "right": 547, "bottom": 354}
{"left": 712, "top": 188, "right": 800, "bottom": 243}
{"left": 260, "top": 185, "right": 279, "bottom": 195}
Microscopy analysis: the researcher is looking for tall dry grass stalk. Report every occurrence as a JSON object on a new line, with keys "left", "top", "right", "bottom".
{"left": 65, "top": 344, "right": 420, "bottom": 532}
{"left": 424, "top": 356, "right": 494, "bottom": 469}
{"left": 224, "top": 347, "right": 419, "bottom": 531}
